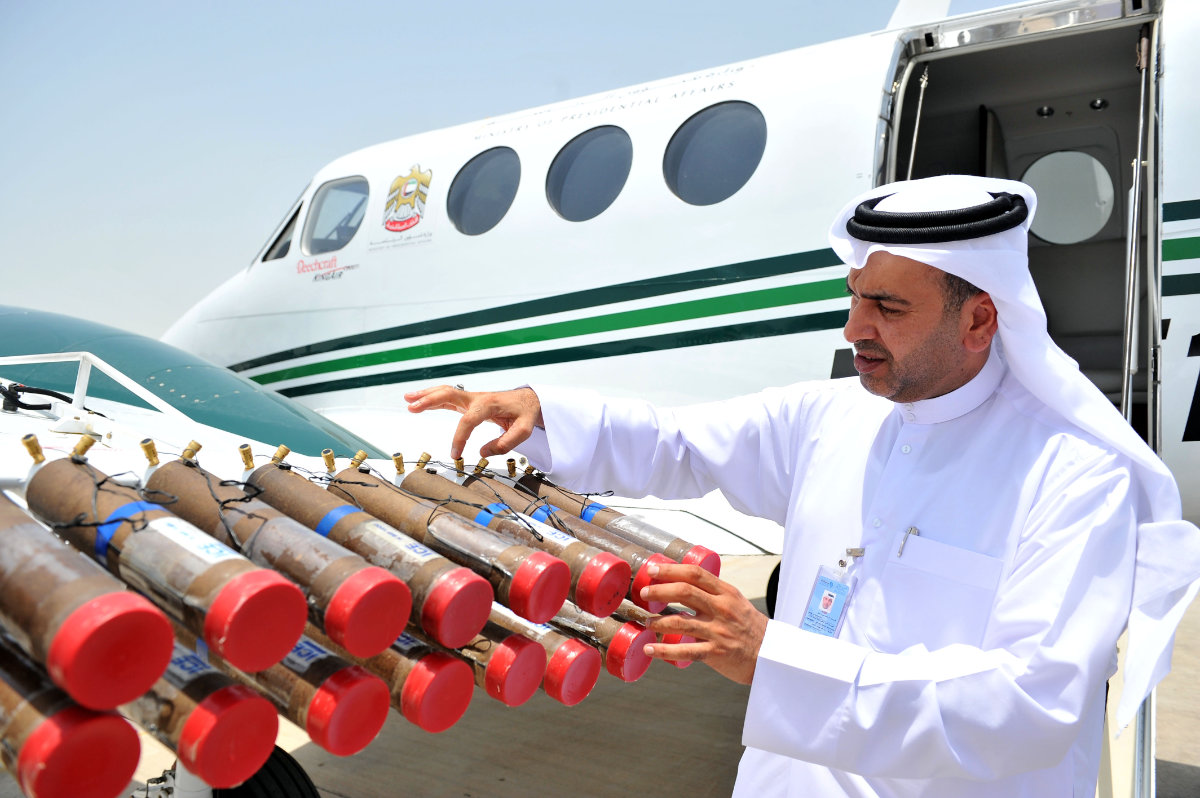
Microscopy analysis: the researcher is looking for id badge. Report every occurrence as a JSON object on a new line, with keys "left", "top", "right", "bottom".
{"left": 800, "top": 564, "right": 853, "bottom": 638}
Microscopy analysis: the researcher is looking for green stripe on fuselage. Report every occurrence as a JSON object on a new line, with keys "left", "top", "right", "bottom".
{"left": 1164, "top": 236, "right": 1200, "bottom": 262}
{"left": 277, "top": 310, "right": 851, "bottom": 399}
{"left": 230, "top": 248, "right": 843, "bottom": 372}
{"left": 252, "top": 278, "right": 848, "bottom": 385}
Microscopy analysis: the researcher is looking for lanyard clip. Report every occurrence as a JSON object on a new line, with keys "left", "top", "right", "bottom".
{"left": 897, "top": 526, "right": 920, "bottom": 557}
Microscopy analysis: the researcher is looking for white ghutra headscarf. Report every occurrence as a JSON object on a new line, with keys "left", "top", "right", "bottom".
{"left": 827, "top": 174, "right": 1200, "bottom": 728}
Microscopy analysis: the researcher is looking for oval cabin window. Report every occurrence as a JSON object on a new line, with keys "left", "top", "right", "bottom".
{"left": 663, "top": 101, "right": 767, "bottom": 206}
{"left": 1021, "top": 151, "right": 1114, "bottom": 245}
{"left": 546, "top": 126, "right": 633, "bottom": 222}
{"left": 447, "top": 147, "right": 521, "bottom": 235}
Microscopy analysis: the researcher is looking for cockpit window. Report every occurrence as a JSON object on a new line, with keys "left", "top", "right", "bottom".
{"left": 447, "top": 147, "right": 521, "bottom": 235}
{"left": 302, "top": 176, "right": 369, "bottom": 255}
{"left": 262, "top": 206, "right": 300, "bottom": 261}
{"left": 546, "top": 126, "right": 633, "bottom": 222}
{"left": 663, "top": 101, "right": 767, "bottom": 206}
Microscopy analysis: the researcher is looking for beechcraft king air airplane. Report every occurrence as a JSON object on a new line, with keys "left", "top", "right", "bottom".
{"left": 166, "top": 0, "right": 1200, "bottom": 529}
{"left": 0, "top": 1, "right": 1197, "bottom": 796}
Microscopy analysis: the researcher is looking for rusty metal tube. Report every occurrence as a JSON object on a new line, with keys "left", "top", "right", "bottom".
{"left": 146, "top": 460, "right": 410, "bottom": 658}
{"left": 407, "top": 468, "right": 630, "bottom": 617}
{"left": 121, "top": 641, "right": 278, "bottom": 788}
{"left": 418, "top": 622, "right": 545, "bottom": 708}
{"left": 0, "top": 635, "right": 140, "bottom": 798}
{"left": 24, "top": 458, "right": 307, "bottom": 673}
{"left": 488, "top": 604, "right": 601, "bottom": 706}
{"left": 318, "top": 466, "right": 569, "bottom": 624}
{"left": 549, "top": 601, "right": 655, "bottom": 683}
{"left": 304, "top": 625, "right": 473, "bottom": 734}
{"left": 172, "top": 623, "right": 390, "bottom": 758}
{"left": 244, "top": 463, "right": 493, "bottom": 648}
{"left": 0, "top": 493, "right": 172, "bottom": 710}
{"left": 511, "top": 471, "right": 720, "bottom": 575}
{"left": 469, "top": 472, "right": 671, "bottom": 612}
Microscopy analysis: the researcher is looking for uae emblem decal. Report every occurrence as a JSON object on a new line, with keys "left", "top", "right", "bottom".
{"left": 384, "top": 165, "right": 432, "bottom": 232}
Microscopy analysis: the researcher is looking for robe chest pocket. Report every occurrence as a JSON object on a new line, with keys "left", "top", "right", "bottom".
{"left": 865, "top": 533, "right": 1004, "bottom": 652}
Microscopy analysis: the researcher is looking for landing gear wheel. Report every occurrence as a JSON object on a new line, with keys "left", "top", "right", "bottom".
{"left": 213, "top": 746, "right": 320, "bottom": 798}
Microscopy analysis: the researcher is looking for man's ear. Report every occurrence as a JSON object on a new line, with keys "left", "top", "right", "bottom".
{"left": 964, "top": 293, "right": 998, "bottom": 353}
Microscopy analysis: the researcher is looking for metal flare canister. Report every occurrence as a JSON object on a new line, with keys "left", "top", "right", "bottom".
{"left": 121, "top": 641, "right": 278, "bottom": 788}
{"left": 0, "top": 635, "right": 140, "bottom": 798}
{"left": 24, "top": 458, "right": 308, "bottom": 673}
{"left": 145, "top": 459, "right": 410, "bottom": 658}
{"left": 0, "top": 493, "right": 173, "bottom": 710}
{"left": 305, "top": 625, "right": 474, "bottom": 734}
{"left": 403, "top": 468, "right": 631, "bottom": 618}
{"left": 509, "top": 470, "right": 721, "bottom": 575}
{"left": 244, "top": 462, "right": 494, "bottom": 648}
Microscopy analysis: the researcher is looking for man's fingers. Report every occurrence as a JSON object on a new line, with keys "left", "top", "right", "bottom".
{"left": 643, "top": 639, "right": 709, "bottom": 665}
{"left": 482, "top": 417, "right": 535, "bottom": 457}
{"left": 640, "top": 580, "right": 717, "bottom": 617}
{"left": 648, "top": 561, "right": 723, "bottom": 593}
{"left": 406, "top": 384, "right": 469, "bottom": 414}
{"left": 451, "top": 410, "right": 486, "bottom": 460}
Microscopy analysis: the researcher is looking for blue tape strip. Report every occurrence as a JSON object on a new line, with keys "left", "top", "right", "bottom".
{"left": 96, "top": 501, "right": 163, "bottom": 559}
{"left": 529, "top": 505, "right": 554, "bottom": 523}
{"left": 473, "top": 502, "right": 509, "bottom": 527}
{"left": 314, "top": 504, "right": 360, "bottom": 537}
{"left": 580, "top": 501, "right": 607, "bottom": 523}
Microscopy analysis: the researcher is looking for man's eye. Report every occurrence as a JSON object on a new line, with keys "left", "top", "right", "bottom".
{"left": 878, "top": 304, "right": 899, "bottom": 315}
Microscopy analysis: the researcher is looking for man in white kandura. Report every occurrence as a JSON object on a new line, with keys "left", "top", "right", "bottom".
{"left": 406, "top": 175, "right": 1200, "bottom": 797}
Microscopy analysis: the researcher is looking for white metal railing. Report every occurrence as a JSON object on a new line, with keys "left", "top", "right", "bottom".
{"left": 0, "top": 351, "right": 188, "bottom": 421}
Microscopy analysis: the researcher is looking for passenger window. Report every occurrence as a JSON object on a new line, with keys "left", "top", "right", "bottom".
{"left": 664, "top": 101, "right": 767, "bottom": 206}
{"left": 447, "top": 147, "right": 521, "bottom": 235}
{"left": 546, "top": 126, "right": 633, "bottom": 222}
{"left": 302, "top": 177, "right": 369, "bottom": 255}
{"left": 262, "top": 206, "right": 299, "bottom": 261}
{"left": 1021, "top": 151, "right": 1114, "bottom": 245}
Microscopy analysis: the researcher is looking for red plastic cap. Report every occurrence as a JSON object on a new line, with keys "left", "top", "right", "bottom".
{"left": 421, "top": 567, "right": 492, "bottom": 649}
{"left": 507, "top": 551, "right": 570, "bottom": 623}
{"left": 681, "top": 545, "right": 721, "bottom": 577}
{"left": 544, "top": 638, "right": 601, "bottom": 706}
{"left": 573, "top": 552, "right": 632, "bottom": 618}
{"left": 660, "top": 632, "right": 696, "bottom": 669}
{"left": 17, "top": 706, "right": 140, "bottom": 798}
{"left": 205, "top": 568, "right": 307, "bottom": 673}
{"left": 400, "top": 651, "right": 473, "bottom": 733}
{"left": 178, "top": 684, "right": 278, "bottom": 788}
{"left": 46, "top": 591, "right": 174, "bottom": 710}
{"left": 324, "top": 566, "right": 412, "bottom": 658}
{"left": 306, "top": 665, "right": 391, "bottom": 756}
{"left": 630, "top": 554, "right": 673, "bottom": 613}
{"left": 484, "top": 635, "right": 545, "bottom": 707}
{"left": 605, "top": 622, "right": 656, "bottom": 682}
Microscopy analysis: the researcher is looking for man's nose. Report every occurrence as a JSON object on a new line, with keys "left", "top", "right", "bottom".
{"left": 843, "top": 301, "right": 874, "bottom": 344}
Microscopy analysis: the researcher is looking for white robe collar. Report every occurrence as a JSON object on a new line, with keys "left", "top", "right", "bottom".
{"left": 894, "top": 343, "right": 1004, "bottom": 426}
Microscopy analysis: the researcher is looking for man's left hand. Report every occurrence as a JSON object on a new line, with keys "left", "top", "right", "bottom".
{"left": 640, "top": 562, "right": 768, "bottom": 684}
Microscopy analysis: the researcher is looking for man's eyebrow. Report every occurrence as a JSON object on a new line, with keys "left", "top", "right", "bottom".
{"left": 845, "top": 277, "right": 912, "bottom": 305}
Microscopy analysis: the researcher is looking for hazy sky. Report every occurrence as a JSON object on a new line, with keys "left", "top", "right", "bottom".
{"left": 1, "top": 0, "right": 1005, "bottom": 340}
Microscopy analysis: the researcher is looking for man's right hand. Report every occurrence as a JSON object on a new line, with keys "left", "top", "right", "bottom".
{"left": 404, "top": 385, "right": 543, "bottom": 460}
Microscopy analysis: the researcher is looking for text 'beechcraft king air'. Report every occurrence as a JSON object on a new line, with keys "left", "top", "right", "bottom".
{"left": 2, "top": 1, "right": 1198, "bottom": 797}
